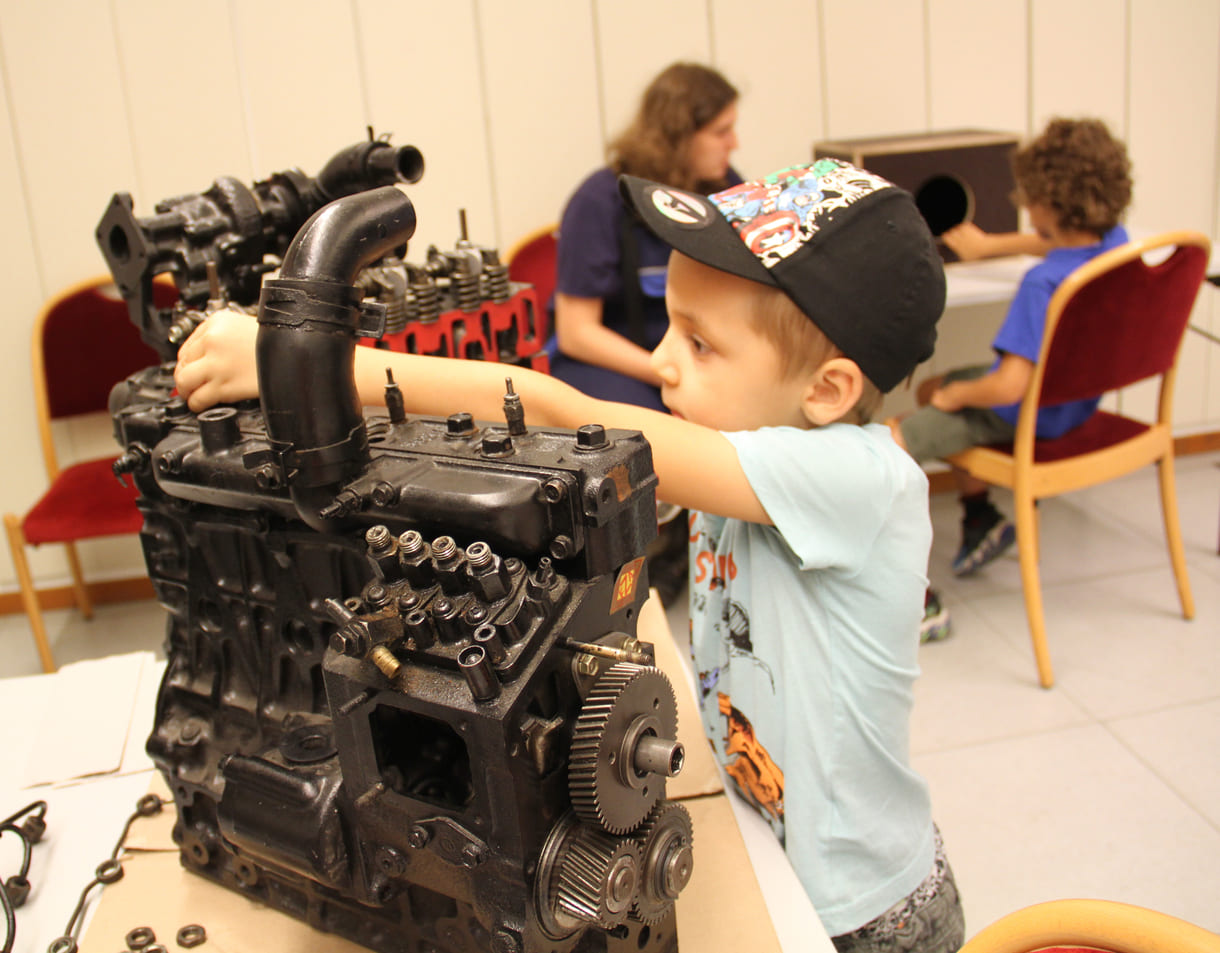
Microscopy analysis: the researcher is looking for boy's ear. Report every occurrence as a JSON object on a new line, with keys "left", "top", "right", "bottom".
{"left": 800, "top": 357, "right": 865, "bottom": 426}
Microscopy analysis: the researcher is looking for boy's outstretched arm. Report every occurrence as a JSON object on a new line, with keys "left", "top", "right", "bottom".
{"left": 174, "top": 309, "right": 771, "bottom": 524}
{"left": 942, "top": 222, "right": 1051, "bottom": 261}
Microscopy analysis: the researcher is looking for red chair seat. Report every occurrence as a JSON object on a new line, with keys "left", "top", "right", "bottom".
{"left": 984, "top": 411, "right": 1151, "bottom": 463}
{"left": 22, "top": 457, "right": 142, "bottom": 545}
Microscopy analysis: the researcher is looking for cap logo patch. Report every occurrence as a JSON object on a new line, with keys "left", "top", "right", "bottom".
{"left": 649, "top": 186, "right": 711, "bottom": 227}
{"left": 710, "top": 159, "right": 893, "bottom": 268}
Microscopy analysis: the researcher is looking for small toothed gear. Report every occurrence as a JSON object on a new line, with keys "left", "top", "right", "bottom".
{"left": 554, "top": 824, "right": 643, "bottom": 930}
{"left": 568, "top": 662, "right": 682, "bottom": 834}
{"left": 631, "top": 801, "right": 694, "bottom": 924}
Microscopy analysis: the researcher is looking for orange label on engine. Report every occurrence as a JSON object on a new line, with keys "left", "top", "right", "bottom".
{"left": 610, "top": 557, "right": 645, "bottom": 614}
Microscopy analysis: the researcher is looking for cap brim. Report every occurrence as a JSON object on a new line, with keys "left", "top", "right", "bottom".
{"left": 618, "top": 175, "right": 777, "bottom": 288}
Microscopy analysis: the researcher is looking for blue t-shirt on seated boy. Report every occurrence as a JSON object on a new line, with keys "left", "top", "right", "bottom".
{"left": 990, "top": 224, "right": 1129, "bottom": 437}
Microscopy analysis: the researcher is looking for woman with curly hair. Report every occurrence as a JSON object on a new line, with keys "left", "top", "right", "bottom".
{"left": 888, "top": 117, "right": 1133, "bottom": 584}
{"left": 549, "top": 62, "right": 741, "bottom": 411}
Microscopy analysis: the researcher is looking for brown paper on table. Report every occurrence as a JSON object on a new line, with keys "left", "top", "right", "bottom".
{"left": 636, "top": 592, "right": 723, "bottom": 800}
{"left": 83, "top": 792, "right": 778, "bottom": 953}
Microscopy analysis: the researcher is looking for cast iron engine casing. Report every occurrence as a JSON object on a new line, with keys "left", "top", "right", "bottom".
{"left": 106, "top": 179, "right": 689, "bottom": 953}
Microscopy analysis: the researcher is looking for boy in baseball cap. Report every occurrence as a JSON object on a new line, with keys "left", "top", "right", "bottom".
{"left": 175, "top": 159, "right": 963, "bottom": 951}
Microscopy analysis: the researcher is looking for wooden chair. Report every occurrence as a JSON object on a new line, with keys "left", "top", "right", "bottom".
{"left": 959, "top": 899, "right": 1220, "bottom": 953}
{"left": 505, "top": 223, "right": 559, "bottom": 316}
{"left": 3, "top": 276, "right": 163, "bottom": 672}
{"left": 944, "top": 231, "right": 1211, "bottom": 688}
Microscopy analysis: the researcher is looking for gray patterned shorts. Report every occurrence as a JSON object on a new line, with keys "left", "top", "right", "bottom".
{"left": 830, "top": 828, "right": 965, "bottom": 953}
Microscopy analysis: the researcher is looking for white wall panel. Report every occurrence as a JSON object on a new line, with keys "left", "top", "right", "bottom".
{"left": 595, "top": 0, "right": 712, "bottom": 146}
{"left": 820, "top": 0, "right": 928, "bottom": 139}
{"left": 710, "top": 0, "right": 825, "bottom": 177}
{"left": 928, "top": 0, "right": 1027, "bottom": 135}
{"left": 1030, "top": 0, "right": 1127, "bottom": 137}
{"left": 230, "top": 1, "right": 369, "bottom": 179}
{"left": 112, "top": 0, "right": 253, "bottom": 207}
{"left": 477, "top": 1, "right": 603, "bottom": 249}
{"left": 355, "top": 0, "right": 494, "bottom": 255}
{"left": 0, "top": 3, "right": 138, "bottom": 292}
{"left": 1126, "top": 0, "right": 1220, "bottom": 425}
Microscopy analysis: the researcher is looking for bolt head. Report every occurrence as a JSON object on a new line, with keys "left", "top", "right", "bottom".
{"left": 576, "top": 423, "right": 607, "bottom": 449}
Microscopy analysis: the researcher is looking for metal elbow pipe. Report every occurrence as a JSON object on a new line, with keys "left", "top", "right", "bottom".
{"left": 313, "top": 141, "right": 425, "bottom": 204}
{"left": 256, "top": 186, "right": 417, "bottom": 530}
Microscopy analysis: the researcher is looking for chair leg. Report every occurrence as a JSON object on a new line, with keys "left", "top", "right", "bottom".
{"left": 1012, "top": 489, "right": 1055, "bottom": 688}
{"left": 63, "top": 541, "right": 95, "bottom": 620}
{"left": 1156, "top": 454, "right": 1194, "bottom": 619}
{"left": 3, "top": 513, "right": 57, "bottom": 673}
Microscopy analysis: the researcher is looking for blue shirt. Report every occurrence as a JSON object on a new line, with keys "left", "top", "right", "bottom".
{"left": 689, "top": 423, "right": 936, "bottom": 935}
{"left": 990, "top": 225, "right": 1129, "bottom": 437}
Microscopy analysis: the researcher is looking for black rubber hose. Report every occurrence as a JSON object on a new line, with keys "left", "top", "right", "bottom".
{"left": 256, "top": 186, "right": 417, "bottom": 530}
{"left": 313, "top": 141, "right": 425, "bottom": 204}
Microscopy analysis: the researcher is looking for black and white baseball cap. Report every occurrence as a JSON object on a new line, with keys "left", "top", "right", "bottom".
{"left": 619, "top": 160, "right": 945, "bottom": 392}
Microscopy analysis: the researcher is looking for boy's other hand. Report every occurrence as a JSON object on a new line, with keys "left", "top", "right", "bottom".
{"left": 929, "top": 383, "right": 965, "bottom": 413}
{"left": 941, "top": 222, "right": 991, "bottom": 261}
{"left": 174, "top": 309, "right": 260, "bottom": 412}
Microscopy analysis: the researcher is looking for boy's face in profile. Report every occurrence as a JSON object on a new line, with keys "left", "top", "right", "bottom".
{"left": 652, "top": 252, "right": 812, "bottom": 433}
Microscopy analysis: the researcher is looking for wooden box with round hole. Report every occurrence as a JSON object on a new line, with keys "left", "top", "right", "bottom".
{"left": 813, "top": 129, "right": 1021, "bottom": 261}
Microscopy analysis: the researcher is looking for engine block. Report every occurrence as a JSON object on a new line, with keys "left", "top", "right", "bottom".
{"left": 104, "top": 156, "right": 691, "bottom": 953}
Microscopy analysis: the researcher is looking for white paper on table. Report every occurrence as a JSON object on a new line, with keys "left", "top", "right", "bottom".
{"left": 21, "top": 652, "right": 154, "bottom": 787}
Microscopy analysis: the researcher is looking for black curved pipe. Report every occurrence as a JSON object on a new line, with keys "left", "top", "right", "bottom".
{"left": 256, "top": 186, "right": 417, "bottom": 530}
{"left": 312, "top": 141, "right": 425, "bottom": 205}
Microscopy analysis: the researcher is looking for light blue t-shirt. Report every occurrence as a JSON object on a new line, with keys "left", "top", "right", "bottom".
{"left": 689, "top": 422, "right": 936, "bottom": 936}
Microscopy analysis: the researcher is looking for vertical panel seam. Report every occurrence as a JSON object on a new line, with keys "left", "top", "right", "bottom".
{"left": 0, "top": 9, "right": 46, "bottom": 294}
{"left": 229, "top": 0, "right": 259, "bottom": 176}
{"left": 923, "top": 0, "right": 932, "bottom": 130}
{"left": 350, "top": 0, "right": 374, "bottom": 131}
{"left": 1026, "top": 0, "right": 1035, "bottom": 136}
{"left": 470, "top": 0, "right": 502, "bottom": 245}
{"left": 109, "top": 0, "right": 145, "bottom": 214}
{"left": 817, "top": 0, "right": 831, "bottom": 138}
{"left": 1123, "top": 0, "right": 1132, "bottom": 138}
{"left": 592, "top": 0, "right": 608, "bottom": 147}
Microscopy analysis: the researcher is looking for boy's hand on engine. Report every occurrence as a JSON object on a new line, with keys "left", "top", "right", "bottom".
{"left": 174, "top": 309, "right": 260, "bottom": 411}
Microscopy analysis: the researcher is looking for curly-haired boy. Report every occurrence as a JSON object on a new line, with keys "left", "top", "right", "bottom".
{"left": 890, "top": 117, "right": 1133, "bottom": 580}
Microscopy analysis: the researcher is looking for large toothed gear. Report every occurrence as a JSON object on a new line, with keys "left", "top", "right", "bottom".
{"left": 568, "top": 662, "right": 683, "bottom": 834}
{"left": 631, "top": 801, "right": 694, "bottom": 924}
{"left": 554, "top": 824, "right": 643, "bottom": 930}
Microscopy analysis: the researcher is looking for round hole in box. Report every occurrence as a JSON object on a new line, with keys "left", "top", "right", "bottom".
{"left": 915, "top": 174, "right": 974, "bottom": 236}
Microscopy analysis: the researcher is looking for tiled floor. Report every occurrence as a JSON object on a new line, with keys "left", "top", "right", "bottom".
{"left": 3, "top": 451, "right": 1218, "bottom": 941}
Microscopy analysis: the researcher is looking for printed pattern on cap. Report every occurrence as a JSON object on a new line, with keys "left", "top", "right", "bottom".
{"left": 709, "top": 160, "right": 895, "bottom": 268}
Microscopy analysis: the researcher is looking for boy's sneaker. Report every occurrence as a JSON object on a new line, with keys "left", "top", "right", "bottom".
{"left": 920, "top": 588, "right": 952, "bottom": 643}
{"left": 952, "top": 507, "right": 1016, "bottom": 576}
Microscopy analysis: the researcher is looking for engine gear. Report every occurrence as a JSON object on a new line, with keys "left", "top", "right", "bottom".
{"left": 555, "top": 823, "right": 642, "bottom": 930}
{"left": 631, "top": 801, "right": 694, "bottom": 925}
{"left": 568, "top": 662, "right": 683, "bottom": 834}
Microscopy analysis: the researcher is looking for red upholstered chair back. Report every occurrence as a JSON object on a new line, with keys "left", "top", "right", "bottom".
{"left": 39, "top": 279, "right": 162, "bottom": 423}
{"left": 1038, "top": 239, "right": 1209, "bottom": 408}
{"left": 506, "top": 224, "right": 559, "bottom": 315}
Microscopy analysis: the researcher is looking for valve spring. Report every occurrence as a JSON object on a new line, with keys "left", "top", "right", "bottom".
{"left": 410, "top": 280, "right": 441, "bottom": 323}
{"left": 482, "top": 263, "right": 511, "bottom": 303}
{"left": 382, "top": 296, "right": 408, "bottom": 335}
{"left": 455, "top": 273, "right": 482, "bottom": 313}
